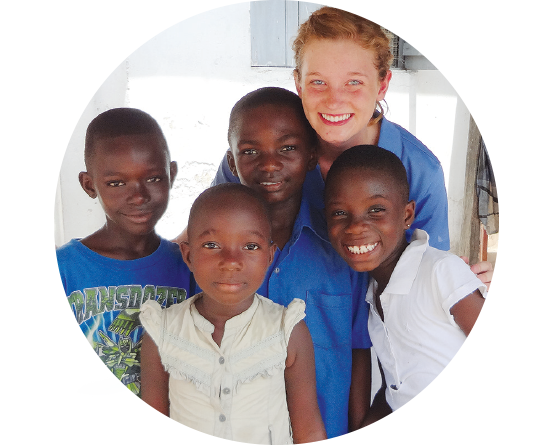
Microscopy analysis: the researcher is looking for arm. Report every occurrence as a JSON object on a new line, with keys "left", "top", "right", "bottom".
{"left": 140, "top": 332, "right": 170, "bottom": 416}
{"left": 460, "top": 257, "right": 493, "bottom": 291}
{"left": 285, "top": 320, "right": 326, "bottom": 443}
{"left": 349, "top": 348, "right": 372, "bottom": 431}
{"left": 349, "top": 349, "right": 392, "bottom": 430}
{"left": 450, "top": 289, "right": 485, "bottom": 336}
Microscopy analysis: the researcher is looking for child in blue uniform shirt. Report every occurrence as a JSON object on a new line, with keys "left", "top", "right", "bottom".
{"left": 222, "top": 87, "right": 371, "bottom": 438}
{"left": 56, "top": 108, "right": 195, "bottom": 396}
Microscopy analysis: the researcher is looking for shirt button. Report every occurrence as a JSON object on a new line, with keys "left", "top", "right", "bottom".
{"left": 222, "top": 387, "right": 230, "bottom": 395}
{"left": 274, "top": 267, "right": 280, "bottom": 273}
{"left": 219, "top": 414, "right": 226, "bottom": 422}
{"left": 219, "top": 356, "right": 225, "bottom": 364}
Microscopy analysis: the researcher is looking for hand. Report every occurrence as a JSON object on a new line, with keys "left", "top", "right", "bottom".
{"left": 460, "top": 257, "right": 493, "bottom": 291}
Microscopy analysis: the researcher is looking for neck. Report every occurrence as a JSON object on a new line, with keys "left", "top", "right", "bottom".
{"left": 82, "top": 225, "right": 161, "bottom": 260}
{"left": 268, "top": 193, "right": 302, "bottom": 249}
{"left": 317, "top": 120, "right": 381, "bottom": 180}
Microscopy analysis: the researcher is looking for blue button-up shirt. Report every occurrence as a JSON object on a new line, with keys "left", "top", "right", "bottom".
{"left": 259, "top": 192, "right": 371, "bottom": 438}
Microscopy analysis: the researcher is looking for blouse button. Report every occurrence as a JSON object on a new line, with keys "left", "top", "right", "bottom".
{"left": 222, "top": 387, "right": 230, "bottom": 395}
{"left": 219, "top": 356, "right": 225, "bottom": 364}
{"left": 219, "top": 414, "right": 226, "bottom": 422}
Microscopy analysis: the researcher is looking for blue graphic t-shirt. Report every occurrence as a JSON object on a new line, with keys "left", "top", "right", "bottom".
{"left": 56, "top": 237, "right": 195, "bottom": 396}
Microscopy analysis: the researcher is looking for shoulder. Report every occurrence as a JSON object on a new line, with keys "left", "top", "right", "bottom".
{"left": 419, "top": 246, "right": 486, "bottom": 298}
{"left": 381, "top": 118, "right": 442, "bottom": 172}
{"left": 158, "top": 238, "right": 184, "bottom": 260}
{"left": 56, "top": 238, "right": 83, "bottom": 260}
{"left": 149, "top": 238, "right": 191, "bottom": 272}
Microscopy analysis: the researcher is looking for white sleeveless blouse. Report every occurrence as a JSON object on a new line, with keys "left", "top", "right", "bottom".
{"left": 140, "top": 293, "right": 306, "bottom": 444}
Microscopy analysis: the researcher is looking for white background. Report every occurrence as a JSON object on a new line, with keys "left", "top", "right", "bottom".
{"left": 0, "top": 0, "right": 540, "bottom": 444}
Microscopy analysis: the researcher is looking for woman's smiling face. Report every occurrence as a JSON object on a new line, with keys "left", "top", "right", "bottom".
{"left": 295, "top": 38, "right": 391, "bottom": 148}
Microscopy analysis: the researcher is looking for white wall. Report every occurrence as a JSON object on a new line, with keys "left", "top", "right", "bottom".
{"left": 55, "top": 1, "right": 472, "bottom": 249}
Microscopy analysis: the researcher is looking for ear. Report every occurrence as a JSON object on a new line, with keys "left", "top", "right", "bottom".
{"left": 404, "top": 200, "right": 416, "bottom": 229}
{"left": 377, "top": 70, "right": 392, "bottom": 101}
{"left": 169, "top": 161, "right": 178, "bottom": 187}
{"left": 79, "top": 171, "right": 97, "bottom": 199}
{"left": 179, "top": 241, "right": 194, "bottom": 271}
{"left": 226, "top": 149, "right": 239, "bottom": 177}
{"left": 268, "top": 242, "right": 277, "bottom": 266}
{"left": 306, "top": 146, "right": 319, "bottom": 172}
{"left": 293, "top": 70, "right": 303, "bottom": 98}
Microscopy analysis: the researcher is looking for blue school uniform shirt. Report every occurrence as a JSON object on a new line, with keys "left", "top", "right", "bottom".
{"left": 213, "top": 116, "right": 450, "bottom": 250}
{"left": 57, "top": 237, "right": 196, "bottom": 396}
{"left": 261, "top": 194, "right": 370, "bottom": 439}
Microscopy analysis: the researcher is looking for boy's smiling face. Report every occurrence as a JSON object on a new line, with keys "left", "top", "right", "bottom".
{"left": 79, "top": 133, "right": 177, "bottom": 238}
{"left": 325, "top": 167, "right": 414, "bottom": 278}
{"left": 228, "top": 103, "right": 317, "bottom": 206}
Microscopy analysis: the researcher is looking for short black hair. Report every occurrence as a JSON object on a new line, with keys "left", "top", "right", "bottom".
{"left": 325, "top": 145, "right": 410, "bottom": 203}
{"left": 227, "top": 87, "right": 317, "bottom": 148}
{"left": 188, "top": 183, "right": 272, "bottom": 239}
{"left": 84, "top": 107, "right": 168, "bottom": 169}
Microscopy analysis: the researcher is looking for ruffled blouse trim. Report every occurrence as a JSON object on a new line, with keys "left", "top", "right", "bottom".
{"left": 161, "top": 353, "right": 213, "bottom": 396}
{"left": 161, "top": 349, "right": 288, "bottom": 396}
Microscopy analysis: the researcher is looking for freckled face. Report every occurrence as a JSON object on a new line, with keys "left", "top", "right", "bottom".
{"left": 325, "top": 168, "right": 414, "bottom": 274}
{"left": 228, "top": 104, "right": 316, "bottom": 206}
{"left": 295, "top": 38, "right": 390, "bottom": 148}
{"left": 183, "top": 200, "right": 275, "bottom": 308}
{"left": 81, "top": 134, "right": 176, "bottom": 237}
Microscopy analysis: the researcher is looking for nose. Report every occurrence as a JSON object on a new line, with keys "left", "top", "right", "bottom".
{"left": 128, "top": 181, "right": 151, "bottom": 205}
{"left": 344, "top": 215, "right": 367, "bottom": 235}
{"left": 258, "top": 152, "right": 283, "bottom": 173}
{"left": 219, "top": 247, "right": 243, "bottom": 271}
{"left": 325, "top": 85, "right": 345, "bottom": 110}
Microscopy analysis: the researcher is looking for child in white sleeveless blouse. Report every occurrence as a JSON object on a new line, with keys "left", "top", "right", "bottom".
{"left": 139, "top": 183, "right": 326, "bottom": 444}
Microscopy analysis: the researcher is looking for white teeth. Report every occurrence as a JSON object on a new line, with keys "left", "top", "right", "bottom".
{"left": 322, "top": 113, "right": 351, "bottom": 122}
{"left": 347, "top": 242, "right": 378, "bottom": 254}
{"left": 261, "top": 182, "right": 280, "bottom": 186}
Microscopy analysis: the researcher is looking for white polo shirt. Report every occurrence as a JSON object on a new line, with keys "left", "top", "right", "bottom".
{"left": 366, "top": 229, "right": 487, "bottom": 411}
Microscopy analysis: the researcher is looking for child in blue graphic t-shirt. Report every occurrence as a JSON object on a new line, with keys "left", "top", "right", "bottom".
{"left": 56, "top": 108, "right": 195, "bottom": 397}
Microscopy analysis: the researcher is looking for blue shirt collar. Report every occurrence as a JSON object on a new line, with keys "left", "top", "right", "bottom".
{"left": 377, "top": 116, "right": 402, "bottom": 157}
{"left": 288, "top": 182, "right": 330, "bottom": 248}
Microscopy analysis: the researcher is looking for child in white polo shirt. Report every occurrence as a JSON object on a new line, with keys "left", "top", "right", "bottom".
{"left": 324, "top": 145, "right": 487, "bottom": 426}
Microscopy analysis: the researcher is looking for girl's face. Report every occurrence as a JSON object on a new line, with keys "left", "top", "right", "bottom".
{"left": 228, "top": 103, "right": 317, "bottom": 207}
{"left": 182, "top": 199, "right": 275, "bottom": 311}
{"left": 295, "top": 38, "right": 391, "bottom": 148}
{"left": 325, "top": 168, "right": 414, "bottom": 278}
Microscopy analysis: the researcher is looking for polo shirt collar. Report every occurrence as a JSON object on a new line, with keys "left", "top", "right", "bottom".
{"left": 289, "top": 184, "right": 330, "bottom": 248}
{"left": 379, "top": 229, "right": 429, "bottom": 296}
{"left": 377, "top": 116, "right": 403, "bottom": 158}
